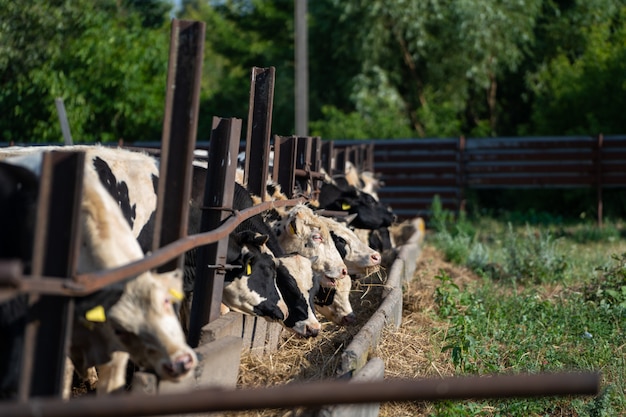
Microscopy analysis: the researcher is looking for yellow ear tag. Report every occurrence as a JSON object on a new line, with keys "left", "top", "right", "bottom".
{"left": 341, "top": 203, "right": 351, "bottom": 210}
{"left": 246, "top": 264, "right": 252, "bottom": 275}
{"left": 288, "top": 223, "right": 297, "bottom": 235}
{"left": 85, "top": 305, "right": 106, "bottom": 323}
{"left": 169, "top": 288, "right": 184, "bottom": 302}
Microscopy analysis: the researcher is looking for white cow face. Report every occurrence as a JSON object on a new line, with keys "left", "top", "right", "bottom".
{"left": 275, "top": 254, "right": 321, "bottom": 338}
{"left": 315, "top": 274, "right": 356, "bottom": 326}
{"left": 273, "top": 204, "right": 348, "bottom": 288}
{"left": 106, "top": 269, "right": 197, "bottom": 382}
{"left": 318, "top": 216, "right": 381, "bottom": 276}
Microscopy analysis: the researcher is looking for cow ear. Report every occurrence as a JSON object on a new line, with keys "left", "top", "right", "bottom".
{"left": 288, "top": 218, "right": 298, "bottom": 236}
{"left": 252, "top": 233, "right": 269, "bottom": 246}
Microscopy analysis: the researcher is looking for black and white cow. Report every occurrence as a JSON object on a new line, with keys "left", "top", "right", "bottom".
{"left": 0, "top": 149, "right": 197, "bottom": 397}
{"left": 191, "top": 165, "right": 322, "bottom": 338}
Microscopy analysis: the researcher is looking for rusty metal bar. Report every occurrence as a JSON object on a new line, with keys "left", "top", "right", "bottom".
{"left": 321, "top": 140, "right": 333, "bottom": 174}
{"left": 153, "top": 19, "right": 205, "bottom": 273}
{"left": 295, "top": 136, "right": 312, "bottom": 195}
{"left": 0, "top": 372, "right": 600, "bottom": 417}
{"left": 0, "top": 198, "right": 306, "bottom": 298}
{"left": 596, "top": 134, "right": 604, "bottom": 227}
{"left": 187, "top": 117, "right": 241, "bottom": 348}
{"left": 274, "top": 135, "right": 297, "bottom": 198}
{"left": 457, "top": 135, "right": 466, "bottom": 213}
{"left": 244, "top": 67, "right": 275, "bottom": 198}
{"left": 334, "top": 147, "right": 346, "bottom": 175}
{"left": 19, "top": 151, "right": 84, "bottom": 400}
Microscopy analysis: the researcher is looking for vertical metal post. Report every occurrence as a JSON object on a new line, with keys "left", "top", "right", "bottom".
{"left": 19, "top": 151, "right": 84, "bottom": 400}
{"left": 334, "top": 148, "right": 346, "bottom": 175}
{"left": 596, "top": 134, "right": 604, "bottom": 227}
{"left": 187, "top": 117, "right": 241, "bottom": 348}
{"left": 274, "top": 135, "right": 297, "bottom": 198}
{"left": 457, "top": 136, "right": 466, "bottom": 214}
{"left": 321, "top": 141, "right": 333, "bottom": 174}
{"left": 295, "top": 0, "right": 308, "bottom": 136}
{"left": 154, "top": 19, "right": 206, "bottom": 272}
{"left": 54, "top": 98, "right": 73, "bottom": 146}
{"left": 245, "top": 67, "right": 275, "bottom": 200}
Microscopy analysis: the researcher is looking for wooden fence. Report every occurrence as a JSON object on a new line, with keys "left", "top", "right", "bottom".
{"left": 340, "top": 135, "right": 626, "bottom": 225}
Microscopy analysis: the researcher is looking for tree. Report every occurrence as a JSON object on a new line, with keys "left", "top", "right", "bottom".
{"left": 525, "top": 2, "right": 626, "bottom": 135}
{"left": 0, "top": 0, "right": 173, "bottom": 143}
{"left": 180, "top": 0, "right": 296, "bottom": 138}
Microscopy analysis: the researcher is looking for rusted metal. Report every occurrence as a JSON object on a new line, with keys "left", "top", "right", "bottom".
{"left": 295, "top": 136, "right": 312, "bottom": 195}
{"left": 321, "top": 140, "right": 333, "bottom": 173}
{"left": 0, "top": 198, "right": 305, "bottom": 299}
{"left": 244, "top": 67, "right": 275, "bottom": 198}
{"left": 153, "top": 19, "right": 205, "bottom": 274}
{"left": 596, "top": 134, "right": 604, "bottom": 227}
{"left": 187, "top": 117, "right": 241, "bottom": 347}
{"left": 19, "top": 151, "right": 84, "bottom": 400}
{"left": 274, "top": 135, "right": 297, "bottom": 198}
{"left": 0, "top": 372, "right": 600, "bottom": 417}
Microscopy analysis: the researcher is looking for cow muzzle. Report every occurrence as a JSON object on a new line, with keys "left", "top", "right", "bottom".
{"left": 162, "top": 352, "right": 196, "bottom": 380}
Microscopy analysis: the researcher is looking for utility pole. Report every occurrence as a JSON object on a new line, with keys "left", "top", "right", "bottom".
{"left": 295, "top": 0, "right": 308, "bottom": 136}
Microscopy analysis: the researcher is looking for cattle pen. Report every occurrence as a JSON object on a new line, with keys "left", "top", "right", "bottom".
{"left": 0, "top": 18, "right": 600, "bottom": 417}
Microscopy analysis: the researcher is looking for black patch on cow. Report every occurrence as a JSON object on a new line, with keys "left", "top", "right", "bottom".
{"left": 92, "top": 156, "right": 137, "bottom": 229}
{"left": 330, "top": 231, "right": 347, "bottom": 259}
{"left": 135, "top": 175, "right": 157, "bottom": 253}
{"left": 314, "top": 286, "right": 336, "bottom": 307}
{"left": 225, "top": 232, "right": 284, "bottom": 321}
{"left": 275, "top": 257, "right": 310, "bottom": 329}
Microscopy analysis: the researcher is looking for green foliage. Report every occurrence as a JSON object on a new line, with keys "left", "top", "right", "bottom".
{"left": 527, "top": 4, "right": 626, "bottom": 135}
{"left": 499, "top": 224, "right": 569, "bottom": 284}
{"left": 0, "top": 0, "right": 171, "bottom": 143}
{"left": 428, "top": 217, "right": 626, "bottom": 414}
{"left": 584, "top": 253, "right": 626, "bottom": 311}
{"left": 309, "top": 104, "right": 413, "bottom": 140}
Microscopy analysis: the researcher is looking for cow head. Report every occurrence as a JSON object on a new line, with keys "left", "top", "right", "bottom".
{"left": 223, "top": 231, "right": 288, "bottom": 321}
{"left": 314, "top": 275, "right": 356, "bottom": 326}
{"left": 275, "top": 254, "right": 321, "bottom": 338}
{"left": 106, "top": 268, "right": 197, "bottom": 382}
{"left": 272, "top": 204, "right": 348, "bottom": 288}
{"left": 318, "top": 216, "right": 381, "bottom": 277}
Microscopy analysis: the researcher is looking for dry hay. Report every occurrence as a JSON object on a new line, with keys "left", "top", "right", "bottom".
{"left": 225, "top": 243, "right": 481, "bottom": 417}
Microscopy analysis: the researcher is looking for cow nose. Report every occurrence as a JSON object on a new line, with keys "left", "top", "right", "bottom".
{"left": 371, "top": 253, "right": 381, "bottom": 265}
{"left": 341, "top": 267, "right": 348, "bottom": 277}
{"left": 305, "top": 326, "right": 320, "bottom": 338}
{"left": 163, "top": 353, "right": 195, "bottom": 378}
{"left": 342, "top": 313, "right": 357, "bottom": 326}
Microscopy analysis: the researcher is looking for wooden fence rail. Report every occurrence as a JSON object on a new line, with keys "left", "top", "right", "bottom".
{"left": 331, "top": 135, "right": 626, "bottom": 225}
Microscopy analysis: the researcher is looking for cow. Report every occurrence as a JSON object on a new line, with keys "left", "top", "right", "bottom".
{"left": 190, "top": 165, "right": 322, "bottom": 338}
{"left": 270, "top": 204, "right": 349, "bottom": 289}
{"left": 314, "top": 273, "right": 356, "bottom": 326}
{"left": 316, "top": 215, "right": 382, "bottom": 277}
{"left": 0, "top": 149, "right": 198, "bottom": 397}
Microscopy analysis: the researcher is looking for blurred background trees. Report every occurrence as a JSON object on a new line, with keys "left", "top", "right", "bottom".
{"left": 1, "top": 0, "right": 625, "bottom": 143}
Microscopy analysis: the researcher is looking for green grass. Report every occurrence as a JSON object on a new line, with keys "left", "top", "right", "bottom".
{"left": 425, "top": 199, "right": 626, "bottom": 416}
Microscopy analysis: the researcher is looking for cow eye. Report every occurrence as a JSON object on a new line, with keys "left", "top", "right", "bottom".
{"left": 312, "top": 233, "right": 323, "bottom": 242}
